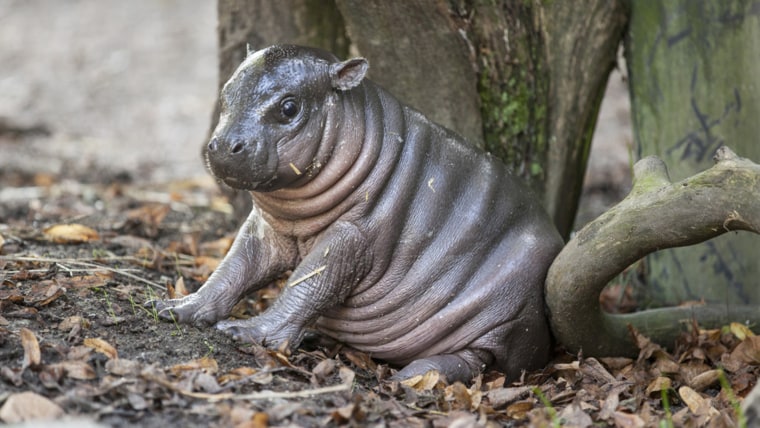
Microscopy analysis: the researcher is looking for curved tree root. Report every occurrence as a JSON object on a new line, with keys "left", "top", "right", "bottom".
{"left": 545, "top": 146, "right": 760, "bottom": 357}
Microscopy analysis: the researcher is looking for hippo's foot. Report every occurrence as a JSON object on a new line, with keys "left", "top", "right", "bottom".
{"left": 392, "top": 350, "right": 490, "bottom": 384}
{"left": 216, "top": 316, "right": 304, "bottom": 350}
{"left": 144, "top": 293, "right": 228, "bottom": 326}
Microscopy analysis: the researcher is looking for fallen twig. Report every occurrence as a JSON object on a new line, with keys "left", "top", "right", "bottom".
{"left": 0, "top": 255, "right": 165, "bottom": 290}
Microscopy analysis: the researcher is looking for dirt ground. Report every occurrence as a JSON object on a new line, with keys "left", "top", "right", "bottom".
{"left": 2, "top": 2, "right": 755, "bottom": 427}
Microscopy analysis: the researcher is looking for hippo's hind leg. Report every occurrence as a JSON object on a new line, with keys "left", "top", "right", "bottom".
{"left": 393, "top": 349, "right": 492, "bottom": 384}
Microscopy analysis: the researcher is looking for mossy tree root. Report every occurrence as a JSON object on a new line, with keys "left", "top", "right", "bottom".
{"left": 546, "top": 146, "right": 760, "bottom": 357}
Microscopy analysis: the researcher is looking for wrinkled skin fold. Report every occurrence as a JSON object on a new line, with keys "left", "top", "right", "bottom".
{"left": 148, "top": 45, "right": 563, "bottom": 383}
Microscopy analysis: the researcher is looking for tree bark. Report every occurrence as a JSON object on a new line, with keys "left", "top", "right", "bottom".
{"left": 625, "top": 0, "right": 760, "bottom": 307}
{"left": 462, "top": 0, "right": 628, "bottom": 234}
{"left": 546, "top": 147, "right": 760, "bottom": 357}
{"left": 539, "top": 0, "right": 628, "bottom": 235}
{"left": 335, "top": 0, "right": 483, "bottom": 146}
{"left": 216, "top": 0, "right": 349, "bottom": 94}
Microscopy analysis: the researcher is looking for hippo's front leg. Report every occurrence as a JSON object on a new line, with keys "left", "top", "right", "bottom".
{"left": 148, "top": 208, "right": 296, "bottom": 325}
{"left": 217, "top": 220, "right": 370, "bottom": 350}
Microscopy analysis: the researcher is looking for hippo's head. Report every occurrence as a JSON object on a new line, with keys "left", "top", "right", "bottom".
{"left": 205, "top": 45, "right": 369, "bottom": 191}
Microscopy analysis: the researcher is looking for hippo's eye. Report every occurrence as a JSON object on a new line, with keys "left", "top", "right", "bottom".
{"left": 280, "top": 98, "right": 299, "bottom": 119}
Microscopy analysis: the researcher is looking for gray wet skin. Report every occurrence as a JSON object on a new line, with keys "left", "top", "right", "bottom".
{"left": 149, "top": 45, "right": 563, "bottom": 383}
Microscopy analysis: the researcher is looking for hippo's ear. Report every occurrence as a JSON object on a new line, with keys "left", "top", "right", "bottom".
{"left": 329, "top": 58, "right": 369, "bottom": 91}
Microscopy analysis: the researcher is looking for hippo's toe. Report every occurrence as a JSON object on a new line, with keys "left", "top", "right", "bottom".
{"left": 392, "top": 350, "right": 490, "bottom": 384}
{"left": 144, "top": 295, "right": 222, "bottom": 326}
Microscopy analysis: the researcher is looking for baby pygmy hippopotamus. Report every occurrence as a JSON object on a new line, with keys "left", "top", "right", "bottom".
{"left": 150, "top": 44, "right": 563, "bottom": 382}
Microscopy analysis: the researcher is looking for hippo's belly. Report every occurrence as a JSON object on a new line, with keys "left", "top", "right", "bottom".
{"left": 314, "top": 143, "right": 548, "bottom": 363}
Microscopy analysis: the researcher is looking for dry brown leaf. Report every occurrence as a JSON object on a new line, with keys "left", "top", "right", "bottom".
{"left": 599, "top": 383, "right": 629, "bottom": 420}
{"left": 106, "top": 358, "right": 142, "bottom": 376}
{"left": 84, "top": 337, "right": 118, "bottom": 360}
{"left": 598, "top": 357, "right": 633, "bottom": 371}
{"left": 488, "top": 386, "right": 532, "bottom": 408}
{"left": 645, "top": 376, "right": 671, "bottom": 396}
{"left": 33, "top": 172, "right": 55, "bottom": 187}
{"left": 194, "top": 255, "right": 221, "bottom": 270}
{"left": 312, "top": 358, "right": 337, "bottom": 383}
{"left": 67, "top": 345, "right": 94, "bottom": 360}
{"left": 165, "top": 279, "right": 178, "bottom": 299}
{"left": 343, "top": 349, "right": 377, "bottom": 372}
{"left": 506, "top": 400, "right": 534, "bottom": 419}
{"left": 60, "top": 272, "right": 113, "bottom": 289}
{"left": 730, "top": 322, "right": 755, "bottom": 340}
{"left": 612, "top": 411, "right": 645, "bottom": 428}
{"left": 38, "top": 364, "right": 65, "bottom": 388}
{"left": 446, "top": 381, "right": 481, "bottom": 411}
{"left": 1, "top": 366, "right": 23, "bottom": 386}
{"left": 194, "top": 372, "right": 222, "bottom": 393}
{"left": 127, "top": 393, "right": 148, "bottom": 411}
{"left": 192, "top": 255, "right": 221, "bottom": 280}
{"left": 271, "top": 346, "right": 293, "bottom": 363}
{"left": 174, "top": 276, "right": 190, "bottom": 296}
{"left": 218, "top": 366, "right": 259, "bottom": 384}
{"left": 731, "top": 336, "right": 760, "bottom": 365}
{"left": 553, "top": 361, "right": 580, "bottom": 371}
{"left": 109, "top": 234, "right": 155, "bottom": 251}
{"left": 249, "top": 371, "right": 274, "bottom": 385}
{"left": 250, "top": 412, "right": 269, "bottom": 428}
{"left": 581, "top": 357, "right": 617, "bottom": 383}
{"left": 688, "top": 369, "right": 721, "bottom": 392}
{"left": 220, "top": 364, "right": 278, "bottom": 386}
{"left": 0, "top": 391, "right": 64, "bottom": 423}
{"left": 20, "top": 327, "right": 41, "bottom": 369}
{"left": 210, "top": 196, "right": 235, "bottom": 214}
{"left": 170, "top": 356, "right": 219, "bottom": 375}
{"left": 331, "top": 402, "right": 364, "bottom": 424}
{"left": 58, "top": 315, "right": 85, "bottom": 331}
{"left": 485, "top": 375, "right": 506, "bottom": 390}
{"left": 28, "top": 280, "right": 65, "bottom": 306}
{"left": 557, "top": 402, "right": 594, "bottom": 427}
{"left": 53, "top": 360, "right": 97, "bottom": 380}
{"left": 166, "top": 234, "right": 199, "bottom": 256}
{"left": 678, "top": 386, "right": 709, "bottom": 415}
{"left": 127, "top": 203, "right": 170, "bottom": 226}
{"left": 629, "top": 325, "right": 670, "bottom": 364}
{"left": 400, "top": 370, "right": 441, "bottom": 391}
{"left": 339, "top": 366, "right": 356, "bottom": 386}
{"left": 0, "top": 233, "right": 5, "bottom": 252}
{"left": 651, "top": 354, "right": 680, "bottom": 377}
{"left": 199, "top": 236, "right": 234, "bottom": 258}
{"left": 44, "top": 223, "right": 100, "bottom": 243}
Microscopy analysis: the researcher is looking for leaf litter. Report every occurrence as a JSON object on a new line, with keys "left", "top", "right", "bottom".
{"left": 0, "top": 173, "right": 758, "bottom": 427}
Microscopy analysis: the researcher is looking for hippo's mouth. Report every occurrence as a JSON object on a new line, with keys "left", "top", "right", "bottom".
{"left": 219, "top": 175, "right": 261, "bottom": 190}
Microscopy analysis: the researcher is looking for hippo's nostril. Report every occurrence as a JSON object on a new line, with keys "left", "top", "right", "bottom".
{"left": 207, "top": 137, "right": 218, "bottom": 152}
{"left": 231, "top": 141, "right": 245, "bottom": 154}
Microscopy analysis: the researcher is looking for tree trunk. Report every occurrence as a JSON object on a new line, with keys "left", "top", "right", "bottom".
{"left": 625, "top": 0, "right": 760, "bottom": 307}
{"left": 334, "top": 0, "right": 483, "bottom": 146}
{"left": 538, "top": 0, "right": 628, "bottom": 235}
{"left": 213, "top": 0, "right": 627, "bottom": 237}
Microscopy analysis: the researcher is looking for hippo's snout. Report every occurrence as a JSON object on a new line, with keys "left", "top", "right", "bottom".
{"left": 205, "top": 134, "right": 278, "bottom": 190}
{"left": 207, "top": 136, "right": 250, "bottom": 157}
